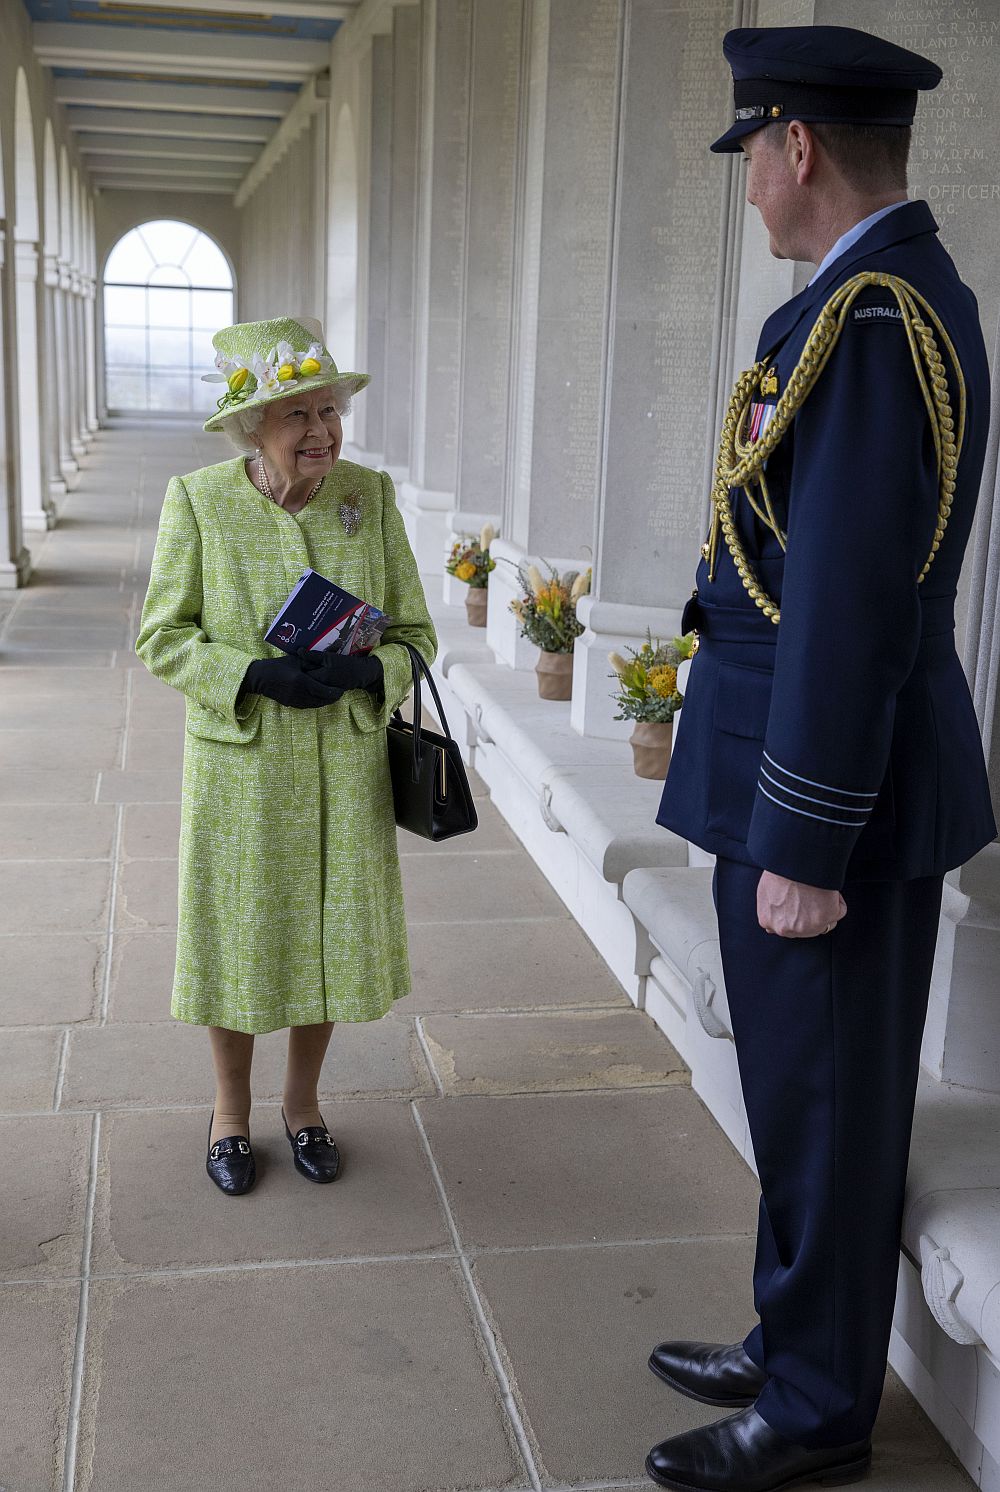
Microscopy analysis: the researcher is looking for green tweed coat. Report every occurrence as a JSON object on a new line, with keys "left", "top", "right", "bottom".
{"left": 136, "top": 456, "right": 437, "bottom": 1035}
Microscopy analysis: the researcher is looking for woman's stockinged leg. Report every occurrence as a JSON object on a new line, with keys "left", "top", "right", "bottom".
{"left": 284, "top": 1021, "right": 335, "bottom": 1135}
{"left": 208, "top": 1025, "right": 255, "bottom": 1147}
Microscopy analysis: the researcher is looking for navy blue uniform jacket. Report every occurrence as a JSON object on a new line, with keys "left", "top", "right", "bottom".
{"left": 657, "top": 201, "right": 997, "bottom": 889}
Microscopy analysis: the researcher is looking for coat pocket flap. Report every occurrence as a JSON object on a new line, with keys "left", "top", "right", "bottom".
{"left": 186, "top": 701, "right": 260, "bottom": 746}
{"left": 712, "top": 661, "right": 771, "bottom": 741}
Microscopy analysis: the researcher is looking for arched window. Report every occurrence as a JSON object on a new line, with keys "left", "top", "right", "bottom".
{"left": 103, "top": 220, "right": 234, "bottom": 414}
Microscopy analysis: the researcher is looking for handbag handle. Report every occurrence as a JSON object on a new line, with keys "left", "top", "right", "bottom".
{"left": 396, "top": 644, "right": 458, "bottom": 784}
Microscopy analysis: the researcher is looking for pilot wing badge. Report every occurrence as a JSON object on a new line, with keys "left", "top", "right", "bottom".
{"left": 747, "top": 365, "right": 780, "bottom": 442}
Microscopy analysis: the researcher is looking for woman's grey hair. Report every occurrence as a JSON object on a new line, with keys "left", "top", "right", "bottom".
{"left": 221, "top": 387, "right": 354, "bottom": 455}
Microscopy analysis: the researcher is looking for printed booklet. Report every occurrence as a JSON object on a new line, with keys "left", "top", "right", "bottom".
{"left": 265, "top": 568, "right": 391, "bottom": 656}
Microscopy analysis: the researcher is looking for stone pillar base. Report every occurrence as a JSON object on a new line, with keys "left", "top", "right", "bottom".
{"left": 70, "top": 439, "right": 87, "bottom": 461}
{"left": 61, "top": 462, "right": 80, "bottom": 492}
{"left": 22, "top": 504, "right": 56, "bottom": 534}
{"left": 398, "top": 481, "right": 454, "bottom": 574}
{"left": 571, "top": 597, "right": 685, "bottom": 740}
{"left": 0, "top": 547, "right": 32, "bottom": 589}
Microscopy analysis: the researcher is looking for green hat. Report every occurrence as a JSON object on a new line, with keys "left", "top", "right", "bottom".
{"left": 202, "top": 315, "right": 370, "bottom": 433}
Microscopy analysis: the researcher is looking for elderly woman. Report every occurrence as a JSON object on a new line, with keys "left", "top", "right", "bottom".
{"left": 136, "top": 317, "right": 436, "bottom": 1196}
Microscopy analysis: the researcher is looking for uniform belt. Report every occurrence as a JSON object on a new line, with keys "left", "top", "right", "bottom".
{"left": 692, "top": 594, "right": 957, "bottom": 648}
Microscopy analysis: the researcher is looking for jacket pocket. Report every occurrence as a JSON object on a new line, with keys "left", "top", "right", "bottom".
{"left": 705, "top": 661, "right": 771, "bottom": 845}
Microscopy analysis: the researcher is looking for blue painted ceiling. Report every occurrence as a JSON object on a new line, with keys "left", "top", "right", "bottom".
{"left": 23, "top": 0, "right": 342, "bottom": 43}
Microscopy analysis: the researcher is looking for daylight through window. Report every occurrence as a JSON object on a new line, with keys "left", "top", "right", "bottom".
{"left": 103, "top": 220, "right": 234, "bottom": 415}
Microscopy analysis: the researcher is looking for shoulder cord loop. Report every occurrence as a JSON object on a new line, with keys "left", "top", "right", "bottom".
{"left": 703, "top": 271, "right": 967, "bottom": 625}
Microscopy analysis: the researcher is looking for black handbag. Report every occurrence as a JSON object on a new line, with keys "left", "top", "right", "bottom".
{"left": 386, "top": 644, "right": 479, "bottom": 841}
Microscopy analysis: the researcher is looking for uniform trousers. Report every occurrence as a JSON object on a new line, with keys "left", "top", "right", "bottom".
{"left": 713, "top": 857, "right": 944, "bottom": 1449}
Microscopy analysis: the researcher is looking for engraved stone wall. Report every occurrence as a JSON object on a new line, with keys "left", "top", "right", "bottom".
{"left": 455, "top": 0, "right": 523, "bottom": 516}
{"left": 508, "top": 0, "right": 620, "bottom": 556}
{"left": 598, "top": 0, "right": 733, "bottom": 608}
{"left": 384, "top": 5, "right": 421, "bottom": 468}
{"left": 364, "top": 35, "right": 393, "bottom": 457}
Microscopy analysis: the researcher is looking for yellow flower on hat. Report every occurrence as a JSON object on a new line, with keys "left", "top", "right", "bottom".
{"left": 277, "top": 364, "right": 297, "bottom": 382}
{"left": 299, "top": 357, "right": 322, "bottom": 377}
{"left": 228, "top": 367, "right": 250, "bottom": 394}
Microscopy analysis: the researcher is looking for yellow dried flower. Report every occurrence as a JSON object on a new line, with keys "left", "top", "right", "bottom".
{"left": 480, "top": 523, "right": 497, "bottom": 551}
{"left": 648, "top": 664, "right": 678, "bottom": 699}
{"left": 455, "top": 560, "right": 477, "bottom": 582}
{"left": 608, "top": 651, "right": 629, "bottom": 675}
{"left": 570, "top": 570, "right": 591, "bottom": 603}
{"left": 526, "top": 565, "right": 545, "bottom": 597}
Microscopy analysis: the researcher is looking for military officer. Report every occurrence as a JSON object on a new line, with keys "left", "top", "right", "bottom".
{"left": 650, "top": 24, "right": 996, "bottom": 1492}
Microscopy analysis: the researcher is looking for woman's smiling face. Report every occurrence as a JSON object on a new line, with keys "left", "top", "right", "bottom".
{"left": 256, "top": 387, "right": 344, "bottom": 488}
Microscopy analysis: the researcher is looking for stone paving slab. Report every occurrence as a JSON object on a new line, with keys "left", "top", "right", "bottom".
{"left": 96, "top": 767, "right": 181, "bottom": 803}
{"left": 77, "top": 1261, "right": 522, "bottom": 1492}
{"left": 123, "top": 726, "right": 185, "bottom": 772}
{"left": 120, "top": 803, "right": 182, "bottom": 860}
{"left": 0, "top": 860, "right": 110, "bottom": 934}
{"left": 0, "top": 1281, "right": 77, "bottom": 1492}
{"left": 420, "top": 1009, "right": 686, "bottom": 1095}
{"left": 0, "top": 666, "right": 126, "bottom": 700}
{"left": 402, "top": 849, "right": 568, "bottom": 923}
{"left": 0, "top": 1113, "right": 91, "bottom": 1281}
{"left": 0, "top": 804, "right": 116, "bottom": 860}
{"left": 0, "top": 768, "right": 98, "bottom": 803}
{"left": 115, "top": 857, "right": 178, "bottom": 928}
{"left": 0, "top": 1028, "right": 64, "bottom": 1111}
{"left": 61, "top": 1017, "right": 435, "bottom": 1109}
{"left": 398, "top": 801, "right": 520, "bottom": 854}
{"left": 473, "top": 1238, "right": 759, "bottom": 1483}
{"left": 419, "top": 1089, "right": 760, "bottom": 1249}
{"left": 0, "top": 933, "right": 102, "bottom": 1025}
{"left": 0, "top": 727, "right": 123, "bottom": 772}
{"left": 105, "top": 929, "right": 176, "bottom": 1022}
{"left": 91, "top": 1102, "right": 449, "bottom": 1274}
{"left": 397, "top": 918, "right": 629, "bottom": 1015}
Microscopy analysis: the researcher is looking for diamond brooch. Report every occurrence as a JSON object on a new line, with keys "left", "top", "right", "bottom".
{"left": 339, "top": 496, "right": 362, "bottom": 535}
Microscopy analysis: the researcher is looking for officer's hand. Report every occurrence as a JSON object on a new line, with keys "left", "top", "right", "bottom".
{"left": 756, "top": 871, "right": 847, "bottom": 939}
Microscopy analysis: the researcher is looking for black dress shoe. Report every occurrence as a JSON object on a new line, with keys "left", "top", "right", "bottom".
{"left": 649, "top": 1340, "right": 767, "bottom": 1408}
{"left": 646, "top": 1407, "right": 871, "bottom": 1491}
{"left": 282, "top": 1110, "right": 341, "bottom": 1184}
{"left": 205, "top": 1112, "right": 256, "bottom": 1196}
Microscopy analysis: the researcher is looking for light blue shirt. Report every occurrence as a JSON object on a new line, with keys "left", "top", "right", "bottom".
{"left": 807, "top": 200, "right": 909, "bottom": 285}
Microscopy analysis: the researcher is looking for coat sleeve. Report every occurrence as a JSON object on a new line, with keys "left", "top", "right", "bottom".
{"left": 135, "top": 475, "right": 261, "bottom": 741}
{"left": 347, "top": 470, "right": 438, "bottom": 734}
{"left": 745, "top": 292, "right": 940, "bottom": 889}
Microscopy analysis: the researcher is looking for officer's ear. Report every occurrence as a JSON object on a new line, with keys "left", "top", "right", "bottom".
{"left": 785, "top": 120, "right": 818, "bottom": 186}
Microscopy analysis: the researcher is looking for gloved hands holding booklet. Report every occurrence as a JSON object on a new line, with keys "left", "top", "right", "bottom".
{"left": 298, "top": 647, "right": 383, "bottom": 697}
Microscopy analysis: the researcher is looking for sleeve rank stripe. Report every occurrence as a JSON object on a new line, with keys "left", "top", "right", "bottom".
{"left": 759, "top": 766, "right": 873, "bottom": 817}
{"left": 762, "top": 751, "right": 879, "bottom": 801}
{"left": 757, "top": 784, "right": 873, "bottom": 828}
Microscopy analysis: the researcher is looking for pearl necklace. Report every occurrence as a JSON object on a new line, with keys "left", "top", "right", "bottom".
{"left": 256, "top": 453, "right": 324, "bottom": 511}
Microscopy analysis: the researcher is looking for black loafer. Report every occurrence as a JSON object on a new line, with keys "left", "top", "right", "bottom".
{"left": 205, "top": 1112, "right": 256, "bottom": 1196}
{"left": 649, "top": 1340, "right": 767, "bottom": 1408}
{"left": 282, "top": 1110, "right": 341, "bottom": 1184}
{"left": 645, "top": 1406, "right": 872, "bottom": 1491}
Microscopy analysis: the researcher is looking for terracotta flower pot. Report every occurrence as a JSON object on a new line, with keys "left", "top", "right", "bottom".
{"left": 536, "top": 649, "right": 574, "bottom": 700}
{"left": 465, "top": 585, "right": 488, "bottom": 627}
{"left": 629, "top": 720, "right": 673, "bottom": 779}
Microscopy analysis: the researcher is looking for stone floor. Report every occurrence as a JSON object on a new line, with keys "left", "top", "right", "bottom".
{"left": 0, "top": 423, "right": 974, "bottom": 1492}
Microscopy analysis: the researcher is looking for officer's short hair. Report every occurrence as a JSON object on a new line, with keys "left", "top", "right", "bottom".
{"left": 765, "top": 121, "right": 911, "bottom": 192}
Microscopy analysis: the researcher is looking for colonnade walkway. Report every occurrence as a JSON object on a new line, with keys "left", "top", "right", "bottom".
{"left": 0, "top": 424, "right": 973, "bottom": 1492}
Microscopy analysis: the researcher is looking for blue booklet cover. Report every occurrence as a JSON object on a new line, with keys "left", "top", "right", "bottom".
{"left": 265, "top": 568, "right": 391, "bottom": 656}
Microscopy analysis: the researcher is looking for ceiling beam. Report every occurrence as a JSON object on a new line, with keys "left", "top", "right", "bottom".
{"left": 95, "top": 178, "right": 236, "bottom": 196}
{"left": 65, "top": 108, "right": 278, "bottom": 144}
{"left": 86, "top": 156, "right": 246, "bottom": 179}
{"left": 75, "top": 134, "right": 258, "bottom": 164}
{"left": 33, "top": 24, "right": 329, "bottom": 83}
{"left": 88, "top": 0, "right": 356, "bottom": 18}
{"left": 54, "top": 78, "right": 292, "bottom": 117}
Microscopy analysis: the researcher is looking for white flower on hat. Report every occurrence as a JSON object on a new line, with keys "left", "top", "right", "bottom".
{"left": 249, "top": 355, "right": 283, "bottom": 399}
{"left": 201, "top": 352, "right": 242, "bottom": 385}
{"left": 300, "top": 341, "right": 334, "bottom": 378}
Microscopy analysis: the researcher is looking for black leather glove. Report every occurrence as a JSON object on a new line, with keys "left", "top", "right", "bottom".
{"left": 239, "top": 655, "right": 344, "bottom": 709}
{"left": 297, "top": 647, "right": 384, "bottom": 697}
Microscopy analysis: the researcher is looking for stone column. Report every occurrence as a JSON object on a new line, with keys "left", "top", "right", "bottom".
{"left": 399, "top": 0, "right": 473, "bottom": 573}
{"left": 442, "top": 0, "right": 523, "bottom": 605}
{"left": 55, "top": 260, "right": 79, "bottom": 488}
{"left": 83, "top": 276, "right": 98, "bottom": 434}
{"left": 570, "top": 0, "right": 734, "bottom": 738}
{"left": 73, "top": 275, "right": 92, "bottom": 450}
{"left": 42, "top": 252, "right": 67, "bottom": 504}
{"left": 67, "top": 269, "right": 86, "bottom": 461}
{"left": 357, "top": 33, "right": 393, "bottom": 465}
{"left": 0, "top": 228, "right": 31, "bottom": 587}
{"left": 13, "top": 239, "right": 53, "bottom": 532}
{"left": 382, "top": 4, "right": 421, "bottom": 478}
{"left": 488, "top": 0, "right": 621, "bottom": 668}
